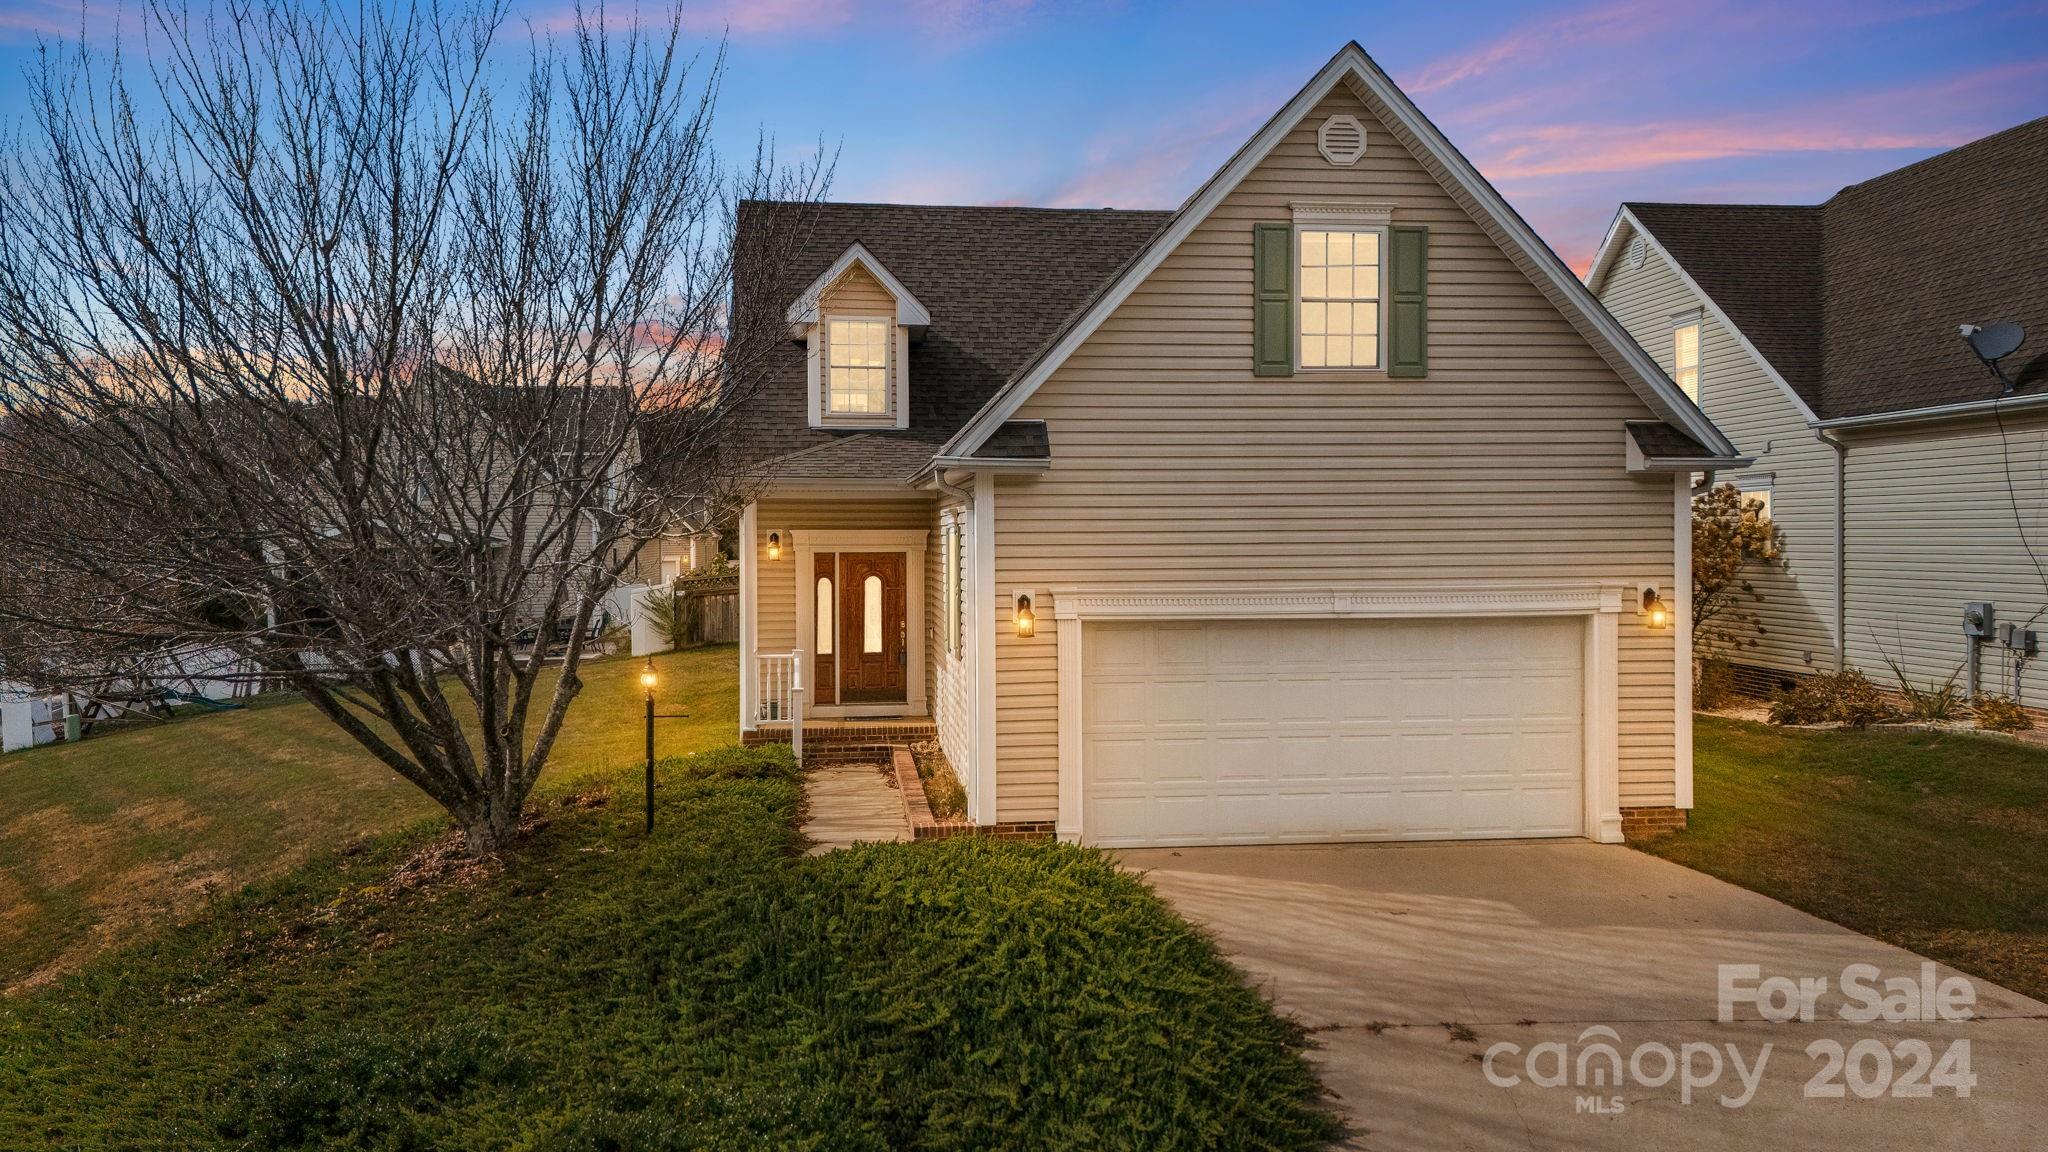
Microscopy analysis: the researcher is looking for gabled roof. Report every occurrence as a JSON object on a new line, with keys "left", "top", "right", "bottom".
{"left": 785, "top": 242, "right": 932, "bottom": 329}
{"left": 1594, "top": 204, "right": 1825, "bottom": 415}
{"left": 938, "top": 41, "right": 1740, "bottom": 465}
{"left": 724, "top": 202, "right": 1169, "bottom": 475}
{"left": 1590, "top": 116, "right": 2048, "bottom": 424}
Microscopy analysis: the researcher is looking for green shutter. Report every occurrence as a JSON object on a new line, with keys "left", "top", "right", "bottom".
{"left": 1388, "top": 225, "right": 1428, "bottom": 378}
{"left": 1252, "top": 223, "right": 1293, "bottom": 376}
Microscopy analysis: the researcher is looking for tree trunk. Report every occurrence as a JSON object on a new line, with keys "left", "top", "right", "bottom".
{"left": 457, "top": 795, "right": 520, "bottom": 856}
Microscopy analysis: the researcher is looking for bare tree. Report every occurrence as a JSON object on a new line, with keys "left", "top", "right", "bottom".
{"left": 0, "top": 0, "right": 824, "bottom": 852}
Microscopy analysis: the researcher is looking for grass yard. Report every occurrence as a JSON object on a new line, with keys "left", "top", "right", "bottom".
{"left": 0, "top": 647, "right": 739, "bottom": 990}
{"left": 1646, "top": 715, "right": 2048, "bottom": 1001}
{"left": 0, "top": 743, "right": 1337, "bottom": 1150}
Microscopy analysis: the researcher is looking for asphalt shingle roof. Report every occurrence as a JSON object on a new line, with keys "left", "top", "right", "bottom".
{"left": 1625, "top": 115, "right": 2048, "bottom": 421}
{"left": 725, "top": 202, "right": 1170, "bottom": 482}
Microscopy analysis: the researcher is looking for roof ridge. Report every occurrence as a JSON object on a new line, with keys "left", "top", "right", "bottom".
{"left": 741, "top": 198, "right": 1176, "bottom": 216}
{"left": 1830, "top": 113, "right": 2048, "bottom": 199}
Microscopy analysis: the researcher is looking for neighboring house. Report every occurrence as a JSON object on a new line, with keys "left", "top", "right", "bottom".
{"left": 723, "top": 43, "right": 1744, "bottom": 846}
{"left": 1588, "top": 117, "right": 2048, "bottom": 704}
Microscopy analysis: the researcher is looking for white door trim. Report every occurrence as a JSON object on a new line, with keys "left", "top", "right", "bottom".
{"left": 1052, "top": 582, "right": 1628, "bottom": 844}
{"left": 792, "top": 528, "right": 928, "bottom": 718}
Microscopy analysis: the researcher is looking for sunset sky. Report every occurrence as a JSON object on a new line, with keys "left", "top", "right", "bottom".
{"left": 1, "top": 0, "right": 2043, "bottom": 270}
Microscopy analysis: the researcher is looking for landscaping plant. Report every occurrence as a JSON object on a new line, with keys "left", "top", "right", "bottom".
{"left": 1691, "top": 483, "right": 1785, "bottom": 658}
{"left": 0, "top": 745, "right": 1339, "bottom": 1150}
{"left": 1972, "top": 694, "right": 2035, "bottom": 732}
{"left": 1768, "top": 669, "right": 1896, "bottom": 728}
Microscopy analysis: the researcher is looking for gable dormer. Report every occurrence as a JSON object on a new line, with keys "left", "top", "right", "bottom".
{"left": 787, "top": 244, "right": 929, "bottom": 430}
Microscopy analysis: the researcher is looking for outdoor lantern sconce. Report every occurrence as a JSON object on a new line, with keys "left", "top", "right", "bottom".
{"left": 1641, "top": 586, "right": 1671, "bottom": 630}
{"left": 767, "top": 531, "right": 782, "bottom": 562}
{"left": 1013, "top": 591, "right": 1036, "bottom": 638}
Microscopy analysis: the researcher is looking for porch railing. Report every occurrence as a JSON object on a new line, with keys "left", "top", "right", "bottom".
{"left": 754, "top": 649, "right": 805, "bottom": 760}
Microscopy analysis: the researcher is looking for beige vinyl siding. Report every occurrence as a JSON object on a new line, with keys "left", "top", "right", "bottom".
{"left": 1596, "top": 223, "right": 1839, "bottom": 676}
{"left": 931, "top": 500, "right": 973, "bottom": 770}
{"left": 990, "top": 86, "right": 1680, "bottom": 824}
{"left": 1842, "top": 410, "right": 2048, "bottom": 706}
{"left": 821, "top": 264, "right": 894, "bottom": 316}
{"left": 750, "top": 493, "right": 933, "bottom": 677}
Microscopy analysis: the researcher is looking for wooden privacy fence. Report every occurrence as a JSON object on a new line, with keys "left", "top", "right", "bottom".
{"left": 674, "top": 575, "right": 738, "bottom": 645}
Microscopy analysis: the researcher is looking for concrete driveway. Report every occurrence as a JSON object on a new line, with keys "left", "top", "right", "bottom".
{"left": 1120, "top": 842, "right": 2048, "bottom": 1151}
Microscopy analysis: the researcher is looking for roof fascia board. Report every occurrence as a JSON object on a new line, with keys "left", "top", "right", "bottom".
{"left": 1605, "top": 207, "right": 1823, "bottom": 427}
{"left": 1583, "top": 207, "right": 1633, "bottom": 294}
{"left": 941, "top": 44, "right": 1738, "bottom": 461}
{"left": 786, "top": 242, "right": 933, "bottom": 328}
{"left": 1814, "top": 390, "right": 2048, "bottom": 432}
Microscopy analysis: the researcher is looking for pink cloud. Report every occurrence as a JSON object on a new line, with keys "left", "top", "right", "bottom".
{"left": 1469, "top": 55, "right": 2048, "bottom": 181}
{"left": 1406, "top": 0, "right": 1665, "bottom": 95}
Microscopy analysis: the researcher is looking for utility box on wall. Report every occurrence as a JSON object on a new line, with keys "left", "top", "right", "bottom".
{"left": 1964, "top": 602, "right": 1995, "bottom": 638}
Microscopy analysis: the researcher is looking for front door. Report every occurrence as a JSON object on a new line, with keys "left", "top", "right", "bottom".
{"left": 838, "top": 552, "right": 907, "bottom": 703}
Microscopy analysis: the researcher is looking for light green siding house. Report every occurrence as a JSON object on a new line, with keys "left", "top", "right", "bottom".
{"left": 1588, "top": 117, "right": 2048, "bottom": 706}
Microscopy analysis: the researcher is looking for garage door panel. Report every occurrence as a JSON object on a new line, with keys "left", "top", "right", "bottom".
{"left": 1083, "top": 617, "right": 1585, "bottom": 847}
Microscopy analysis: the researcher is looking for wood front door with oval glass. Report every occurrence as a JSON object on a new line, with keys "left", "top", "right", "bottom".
{"left": 837, "top": 552, "right": 907, "bottom": 703}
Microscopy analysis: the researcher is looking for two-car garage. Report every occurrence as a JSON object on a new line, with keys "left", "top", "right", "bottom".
{"left": 1079, "top": 616, "right": 1587, "bottom": 848}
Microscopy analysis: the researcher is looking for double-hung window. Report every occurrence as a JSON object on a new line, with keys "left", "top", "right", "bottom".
{"left": 1672, "top": 316, "right": 1702, "bottom": 402}
{"left": 1298, "top": 228, "right": 1383, "bottom": 369}
{"left": 827, "top": 318, "right": 891, "bottom": 416}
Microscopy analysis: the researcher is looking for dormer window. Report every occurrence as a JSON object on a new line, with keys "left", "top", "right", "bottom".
{"left": 826, "top": 318, "right": 892, "bottom": 415}
{"left": 791, "top": 243, "right": 930, "bottom": 431}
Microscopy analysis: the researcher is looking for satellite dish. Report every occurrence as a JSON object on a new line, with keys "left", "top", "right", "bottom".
{"left": 1967, "top": 322, "right": 2026, "bottom": 364}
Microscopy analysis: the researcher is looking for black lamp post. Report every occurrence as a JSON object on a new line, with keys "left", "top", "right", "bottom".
{"left": 640, "top": 657, "right": 658, "bottom": 833}
{"left": 638, "top": 656, "right": 690, "bottom": 835}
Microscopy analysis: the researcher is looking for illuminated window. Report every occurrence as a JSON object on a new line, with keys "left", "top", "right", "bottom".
{"left": 1298, "top": 229, "right": 1383, "bottom": 369}
{"left": 863, "top": 575, "right": 883, "bottom": 654}
{"left": 827, "top": 318, "right": 890, "bottom": 415}
{"left": 815, "top": 576, "right": 833, "bottom": 655}
{"left": 1673, "top": 319, "right": 1701, "bottom": 402}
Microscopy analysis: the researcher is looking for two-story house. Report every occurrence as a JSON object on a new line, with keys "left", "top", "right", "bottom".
{"left": 722, "top": 43, "right": 1745, "bottom": 846}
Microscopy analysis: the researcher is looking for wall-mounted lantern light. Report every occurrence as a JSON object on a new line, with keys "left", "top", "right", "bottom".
{"left": 1013, "top": 591, "right": 1036, "bottom": 638}
{"left": 767, "top": 531, "right": 782, "bottom": 562}
{"left": 1641, "top": 586, "right": 1671, "bottom": 630}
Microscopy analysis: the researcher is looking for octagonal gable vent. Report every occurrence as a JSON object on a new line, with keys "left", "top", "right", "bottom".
{"left": 1317, "top": 114, "right": 1366, "bottom": 166}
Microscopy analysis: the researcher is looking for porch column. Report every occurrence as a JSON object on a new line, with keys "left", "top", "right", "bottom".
{"left": 738, "top": 501, "right": 758, "bottom": 731}
{"left": 971, "top": 470, "right": 998, "bottom": 825}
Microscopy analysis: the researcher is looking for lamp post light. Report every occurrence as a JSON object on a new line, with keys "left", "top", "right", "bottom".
{"left": 641, "top": 658, "right": 658, "bottom": 834}
{"left": 637, "top": 656, "right": 691, "bottom": 836}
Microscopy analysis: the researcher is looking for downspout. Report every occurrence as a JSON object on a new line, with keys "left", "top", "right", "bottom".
{"left": 1815, "top": 427, "right": 1848, "bottom": 672}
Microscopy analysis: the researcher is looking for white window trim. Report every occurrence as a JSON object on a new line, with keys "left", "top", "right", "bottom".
{"left": 1292, "top": 222, "right": 1389, "bottom": 373}
{"left": 1670, "top": 310, "right": 1703, "bottom": 404}
{"left": 815, "top": 314, "right": 899, "bottom": 425}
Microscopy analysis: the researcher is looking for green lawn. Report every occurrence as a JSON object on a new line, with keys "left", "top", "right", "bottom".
{"left": 0, "top": 647, "right": 739, "bottom": 990}
{"left": 1645, "top": 716, "right": 2048, "bottom": 1001}
{"left": 0, "top": 743, "right": 1336, "bottom": 1150}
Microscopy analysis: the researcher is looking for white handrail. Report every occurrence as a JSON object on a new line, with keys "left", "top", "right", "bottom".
{"left": 755, "top": 650, "right": 807, "bottom": 762}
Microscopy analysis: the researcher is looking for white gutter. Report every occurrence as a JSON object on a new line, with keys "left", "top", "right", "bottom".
{"left": 1814, "top": 390, "right": 2048, "bottom": 431}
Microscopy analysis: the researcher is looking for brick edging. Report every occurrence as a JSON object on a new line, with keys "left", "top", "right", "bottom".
{"left": 1620, "top": 806, "right": 1687, "bottom": 840}
{"left": 886, "top": 747, "right": 1053, "bottom": 840}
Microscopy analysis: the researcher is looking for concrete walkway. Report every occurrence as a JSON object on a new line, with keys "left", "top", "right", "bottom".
{"left": 800, "top": 761, "right": 908, "bottom": 854}
{"left": 1122, "top": 841, "right": 2048, "bottom": 1151}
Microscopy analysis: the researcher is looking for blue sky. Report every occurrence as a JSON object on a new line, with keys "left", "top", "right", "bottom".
{"left": 2, "top": 0, "right": 2045, "bottom": 268}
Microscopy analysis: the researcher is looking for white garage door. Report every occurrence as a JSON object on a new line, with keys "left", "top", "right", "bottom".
{"left": 1082, "top": 617, "right": 1584, "bottom": 847}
